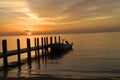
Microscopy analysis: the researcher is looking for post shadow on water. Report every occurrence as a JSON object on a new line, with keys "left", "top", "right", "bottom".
{"left": 0, "top": 49, "right": 73, "bottom": 77}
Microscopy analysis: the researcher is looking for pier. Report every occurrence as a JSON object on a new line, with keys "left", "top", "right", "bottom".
{"left": 0, "top": 36, "right": 68, "bottom": 70}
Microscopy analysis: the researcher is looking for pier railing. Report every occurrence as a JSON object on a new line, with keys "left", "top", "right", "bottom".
{"left": 0, "top": 36, "right": 61, "bottom": 69}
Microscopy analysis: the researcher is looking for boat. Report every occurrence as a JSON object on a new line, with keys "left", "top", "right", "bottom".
{"left": 51, "top": 41, "right": 73, "bottom": 52}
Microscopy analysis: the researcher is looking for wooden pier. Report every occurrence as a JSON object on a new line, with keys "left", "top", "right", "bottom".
{"left": 0, "top": 36, "right": 63, "bottom": 69}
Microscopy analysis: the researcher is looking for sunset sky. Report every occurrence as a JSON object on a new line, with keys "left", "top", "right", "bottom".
{"left": 0, "top": 0, "right": 120, "bottom": 35}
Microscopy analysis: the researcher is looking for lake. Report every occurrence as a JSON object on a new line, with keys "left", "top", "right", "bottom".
{"left": 0, "top": 32, "right": 120, "bottom": 79}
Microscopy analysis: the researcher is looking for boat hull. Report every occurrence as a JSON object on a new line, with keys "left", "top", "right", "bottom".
{"left": 51, "top": 43, "right": 73, "bottom": 52}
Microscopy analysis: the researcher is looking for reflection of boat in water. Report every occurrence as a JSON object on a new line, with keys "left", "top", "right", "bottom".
{"left": 50, "top": 42, "right": 73, "bottom": 59}
{"left": 51, "top": 41, "right": 73, "bottom": 52}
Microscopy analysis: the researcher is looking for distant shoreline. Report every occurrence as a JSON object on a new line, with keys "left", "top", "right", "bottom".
{"left": 0, "top": 31, "right": 120, "bottom": 36}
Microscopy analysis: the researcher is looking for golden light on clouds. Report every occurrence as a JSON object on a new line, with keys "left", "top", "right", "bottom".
{"left": 86, "top": 15, "right": 113, "bottom": 21}
{"left": 0, "top": 0, "right": 120, "bottom": 35}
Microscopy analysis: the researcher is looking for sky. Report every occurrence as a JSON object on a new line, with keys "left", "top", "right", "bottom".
{"left": 0, "top": 0, "right": 120, "bottom": 35}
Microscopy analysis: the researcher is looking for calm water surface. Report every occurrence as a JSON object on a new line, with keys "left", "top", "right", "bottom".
{"left": 0, "top": 32, "right": 120, "bottom": 79}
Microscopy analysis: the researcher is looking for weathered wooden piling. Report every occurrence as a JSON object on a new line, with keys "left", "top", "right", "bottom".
{"left": 34, "top": 38, "right": 37, "bottom": 58}
{"left": 46, "top": 37, "right": 48, "bottom": 45}
{"left": 41, "top": 37, "right": 44, "bottom": 55}
{"left": 50, "top": 36, "right": 53, "bottom": 45}
{"left": 54, "top": 36, "right": 57, "bottom": 44}
{"left": 44, "top": 37, "right": 48, "bottom": 56}
{"left": 37, "top": 38, "right": 40, "bottom": 60}
{"left": 2, "top": 40, "right": 8, "bottom": 69}
{"left": 44, "top": 37, "right": 46, "bottom": 54}
{"left": 44, "top": 37, "right": 46, "bottom": 46}
{"left": 46, "top": 37, "right": 48, "bottom": 52}
{"left": 27, "top": 38, "right": 31, "bottom": 67}
{"left": 17, "top": 39, "right": 21, "bottom": 68}
{"left": 41, "top": 37, "right": 43, "bottom": 46}
{"left": 59, "top": 36, "right": 61, "bottom": 44}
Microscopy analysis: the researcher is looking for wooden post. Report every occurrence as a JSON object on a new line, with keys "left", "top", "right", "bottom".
{"left": 34, "top": 38, "right": 37, "bottom": 59}
{"left": 41, "top": 37, "right": 43, "bottom": 46}
{"left": 2, "top": 40, "right": 8, "bottom": 69}
{"left": 41, "top": 37, "right": 44, "bottom": 55}
{"left": 50, "top": 36, "right": 53, "bottom": 45}
{"left": 59, "top": 36, "right": 61, "bottom": 44}
{"left": 54, "top": 36, "right": 57, "bottom": 44}
{"left": 46, "top": 37, "right": 48, "bottom": 52}
{"left": 17, "top": 39, "right": 21, "bottom": 68}
{"left": 27, "top": 38, "right": 31, "bottom": 68}
{"left": 45, "top": 37, "right": 48, "bottom": 56}
{"left": 44, "top": 37, "right": 46, "bottom": 53}
{"left": 46, "top": 37, "right": 48, "bottom": 45}
{"left": 50, "top": 37, "right": 53, "bottom": 52}
{"left": 37, "top": 38, "right": 40, "bottom": 60}
{"left": 44, "top": 37, "right": 46, "bottom": 46}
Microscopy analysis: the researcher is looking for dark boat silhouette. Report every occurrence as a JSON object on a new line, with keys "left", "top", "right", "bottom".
{"left": 51, "top": 41, "right": 73, "bottom": 52}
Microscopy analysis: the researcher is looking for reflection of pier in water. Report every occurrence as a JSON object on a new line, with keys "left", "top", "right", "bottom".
{"left": 0, "top": 36, "right": 73, "bottom": 77}
{"left": 0, "top": 49, "right": 73, "bottom": 77}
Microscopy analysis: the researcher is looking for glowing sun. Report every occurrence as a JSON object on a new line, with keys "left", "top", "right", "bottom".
{"left": 25, "top": 29, "right": 32, "bottom": 36}
{"left": 28, "top": 32, "right": 31, "bottom": 36}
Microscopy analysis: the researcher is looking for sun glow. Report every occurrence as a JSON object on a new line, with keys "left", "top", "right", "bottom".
{"left": 25, "top": 29, "right": 32, "bottom": 36}
{"left": 28, "top": 32, "right": 31, "bottom": 36}
{"left": 25, "top": 13, "right": 56, "bottom": 25}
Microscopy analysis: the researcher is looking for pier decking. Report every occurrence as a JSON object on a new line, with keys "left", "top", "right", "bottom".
{"left": 0, "top": 36, "right": 72, "bottom": 70}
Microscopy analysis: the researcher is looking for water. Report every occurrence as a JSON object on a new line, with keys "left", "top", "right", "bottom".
{"left": 0, "top": 32, "right": 120, "bottom": 79}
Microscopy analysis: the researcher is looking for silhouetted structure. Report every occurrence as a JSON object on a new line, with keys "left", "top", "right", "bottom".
{"left": 0, "top": 36, "right": 73, "bottom": 71}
